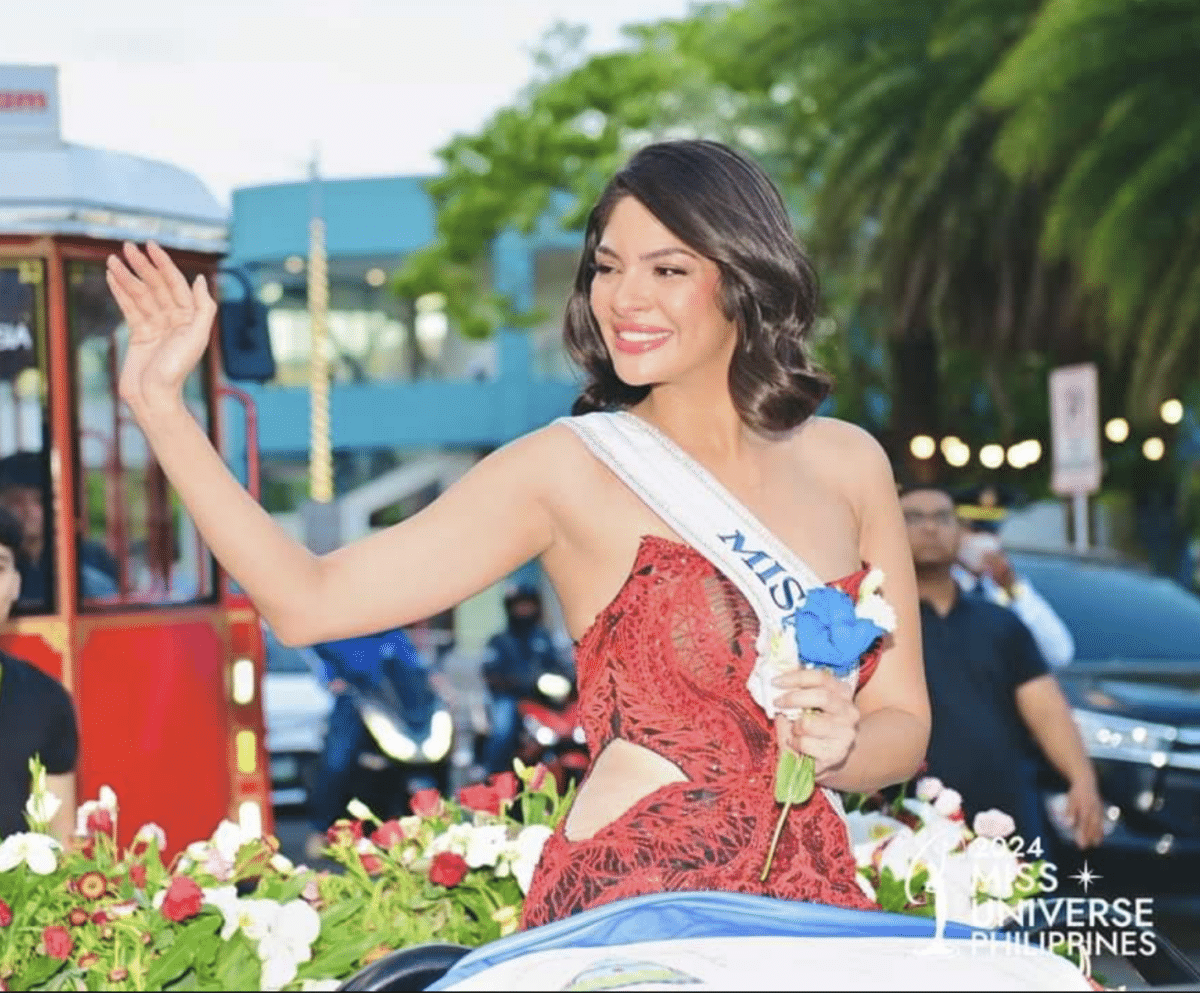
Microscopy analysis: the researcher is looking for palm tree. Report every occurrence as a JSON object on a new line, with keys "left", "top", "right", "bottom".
{"left": 982, "top": 0, "right": 1200, "bottom": 419}
{"left": 716, "top": 0, "right": 1101, "bottom": 475}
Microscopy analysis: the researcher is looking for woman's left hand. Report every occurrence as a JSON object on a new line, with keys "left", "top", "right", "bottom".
{"left": 773, "top": 667, "right": 859, "bottom": 781}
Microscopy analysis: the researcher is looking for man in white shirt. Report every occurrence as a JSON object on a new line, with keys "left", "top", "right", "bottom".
{"left": 952, "top": 487, "right": 1076, "bottom": 669}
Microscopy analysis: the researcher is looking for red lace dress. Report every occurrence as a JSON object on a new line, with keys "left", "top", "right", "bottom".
{"left": 520, "top": 535, "right": 886, "bottom": 929}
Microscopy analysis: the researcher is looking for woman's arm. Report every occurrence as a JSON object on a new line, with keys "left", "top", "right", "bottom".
{"left": 108, "top": 242, "right": 559, "bottom": 647}
{"left": 784, "top": 421, "right": 931, "bottom": 794}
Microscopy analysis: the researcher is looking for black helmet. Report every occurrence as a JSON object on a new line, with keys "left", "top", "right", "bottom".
{"left": 504, "top": 582, "right": 541, "bottom": 608}
{"left": 503, "top": 582, "right": 542, "bottom": 629}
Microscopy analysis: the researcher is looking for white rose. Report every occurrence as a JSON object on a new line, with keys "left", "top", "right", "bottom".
{"left": 856, "top": 593, "right": 896, "bottom": 634}
{"left": 914, "top": 777, "right": 943, "bottom": 802}
{"left": 932, "top": 788, "right": 963, "bottom": 818}
{"left": 747, "top": 626, "right": 801, "bottom": 720}
{"left": 25, "top": 789, "right": 61, "bottom": 826}
{"left": 464, "top": 824, "right": 509, "bottom": 869}
{"left": 513, "top": 825, "right": 553, "bottom": 895}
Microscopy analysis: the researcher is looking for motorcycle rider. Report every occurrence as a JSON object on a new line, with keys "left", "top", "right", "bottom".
{"left": 480, "top": 583, "right": 574, "bottom": 776}
{"left": 304, "top": 625, "right": 433, "bottom": 859}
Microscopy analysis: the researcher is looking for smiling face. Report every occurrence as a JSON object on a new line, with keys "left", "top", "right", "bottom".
{"left": 588, "top": 196, "right": 737, "bottom": 391}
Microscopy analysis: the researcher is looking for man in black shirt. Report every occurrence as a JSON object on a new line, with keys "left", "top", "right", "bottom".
{"left": 900, "top": 482, "right": 1103, "bottom": 855}
{"left": 0, "top": 506, "right": 77, "bottom": 842}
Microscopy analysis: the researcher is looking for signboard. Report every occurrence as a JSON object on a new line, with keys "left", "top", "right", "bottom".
{"left": 0, "top": 65, "right": 60, "bottom": 142}
{"left": 1049, "top": 363, "right": 1101, "bottom": 496}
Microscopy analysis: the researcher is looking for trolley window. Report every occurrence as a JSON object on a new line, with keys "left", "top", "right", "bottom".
{"left": 0, "top": 259, "right": 54, "bottom": 616}
{"left": 67, "top": 260, "right": 216, "bottom": 609}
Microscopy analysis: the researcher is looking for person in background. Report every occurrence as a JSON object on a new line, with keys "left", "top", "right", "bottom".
{"left": 480, "top": 583, "right": 574, "bottom": 777}
{"left": 303, "top": 625, "right": 433, "bottom": 858}
{"left": 0, "top": 451, "right": 119, "bottom": 607}
{"left": 900, "top": 481, "right": 1103, "bottom": 855}
{"left": 0, "top": 506, "right": 78, "bottom": 844}
{"left": 952, "top": 483, "right": 1075, "bottom": 669}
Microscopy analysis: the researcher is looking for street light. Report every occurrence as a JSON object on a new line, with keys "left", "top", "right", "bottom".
{"left": 910, "top": 435, "right": 936, "bottom": 460}
{"left": 1160, "top": 399, "right": 1183, "bottom": 425}
{"left": 980, "top": 444, "right": 1005, "bottom": 469}
{"left": 1143, "top": 437, "right": 1165, "bottom": 461}
{"left": 940, "top": 436, "right": 970, "bottom": 467}
{"left": 1105, "top": 417, "right": 1130, "bottom": 443}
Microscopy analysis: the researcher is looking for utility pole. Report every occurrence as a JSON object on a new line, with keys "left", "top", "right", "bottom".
{"left": 301, "top": 148, "right": 340, "bottom": 554}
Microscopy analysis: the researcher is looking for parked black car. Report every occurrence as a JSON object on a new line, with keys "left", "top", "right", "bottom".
{"left": 1009, "top": 549, "right": 1200, "bottom": 889}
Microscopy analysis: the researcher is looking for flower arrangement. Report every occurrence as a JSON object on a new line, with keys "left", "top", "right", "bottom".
{"left": 747, "top": 568, "right": 897, "bottom": 878}
{"left": 0, "top": 758, "right": 572, "bottom": 991}
{"left": 846, "top": 776, "right": 1052, "bottom": 929}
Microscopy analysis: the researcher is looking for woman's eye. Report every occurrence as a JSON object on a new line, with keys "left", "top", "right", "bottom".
{"left": 655, "top": 266, "right": 686, "bottom": 277}
{"left": 590, "top": 263, "right": 615, "bottom": 276}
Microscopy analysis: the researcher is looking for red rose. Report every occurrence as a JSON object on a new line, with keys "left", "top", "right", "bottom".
{"left": 428, "top": 851, "right": 469, "bottom": 888}
{"left": 410, "top": 789, "right": 444, "bottom": 818}
{"left": 129, "top": 863, "right": 148, "bottom": 889}
{"left": 159, "top": 876, "right": 203, "bottom": 923}
{"left": 0, "top": 898, "right": 11, "bottom": 926}
{"left": 68, "top": 907, "right": 88, "bottom": 927}
{"left": 360, "top": 852, "right": 384, "bottom": 875}
{"left": 457, "top": 782, "right": 500, "bottom": 815}
{"left": 325, "top": 819, "right": 363, "bottom": 847}
{"left": 86, "top": 809, "right": 114, "bottom": 838}
{"left": 489, "top": 771, "right": 519, "bottom": 802}
{"left": 90, "top": 910, "right": 110, "bottom": 925}
{"left": 43, "top": 924, "right": 73, "bottom": 959}
{"left": 370, "top": 819, "right": 405, "bottom": 849}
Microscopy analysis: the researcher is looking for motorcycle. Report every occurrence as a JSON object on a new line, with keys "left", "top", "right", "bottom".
{"left": 474, "top": 669, "right": 588, "bottom": 794}
{"left": 313, "top": 635, "right": 456, "bottom": 819}
{"left": 514, "top": 670, "right": 588, "bottom": 793}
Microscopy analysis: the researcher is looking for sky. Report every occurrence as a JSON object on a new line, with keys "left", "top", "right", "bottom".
{"left": 7, "top": 0, "right": 704, "bottom": 206}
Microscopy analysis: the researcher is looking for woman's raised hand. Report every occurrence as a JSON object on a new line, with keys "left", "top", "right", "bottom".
{"left": 106, "top": 241, "right": 217, "bottom": 411}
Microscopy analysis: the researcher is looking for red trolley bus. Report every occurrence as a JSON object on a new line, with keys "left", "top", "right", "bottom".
{"left": 0, "top": 65, "right": 274, "bottom": 855}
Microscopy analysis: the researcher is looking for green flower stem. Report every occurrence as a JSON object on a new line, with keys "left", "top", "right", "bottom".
{"left": 761, "top": 740, "right": 817, "bottom": 881}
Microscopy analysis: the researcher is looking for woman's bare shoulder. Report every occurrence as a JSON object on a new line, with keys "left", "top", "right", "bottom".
{"left": 504, "top": 418, "right": 611, "bottom": 495}
{"left": 792, "top": 416, "right": 896, "bottom": 502}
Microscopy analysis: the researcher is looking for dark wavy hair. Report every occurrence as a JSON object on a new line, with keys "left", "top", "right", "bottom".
{"left": 565, "top": 139, "right": 832, "bottom": 433}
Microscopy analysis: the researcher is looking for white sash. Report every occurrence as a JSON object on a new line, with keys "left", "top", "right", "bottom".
{"left": 558, "top": 410, "right": 826, "bottom": 635}
{"left": 557, "top": 410, "right": 852, "bottom": 820}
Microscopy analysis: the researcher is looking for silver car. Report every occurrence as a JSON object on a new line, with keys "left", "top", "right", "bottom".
{"left": 262, "top": 622, "right": 333, "bottom": 810}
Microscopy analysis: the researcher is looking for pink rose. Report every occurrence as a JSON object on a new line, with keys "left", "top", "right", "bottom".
{"left": 973, "top": 809, "right": 1017, "bottom": 840}
{"left": 159, "top": 877, "right": 203, "bottom": 922}
{"left": 458, "top": 782, "right": 500, "bottom": 815}
{"left": 370, "top": 819, "right": 405, "bottom": 849}
{"left": 488, "top": 772, "right": 519, "bottom": 802}
{"left": 410, "top": 789, "right": 444, "bottom": 818}
{"left": 43, "top": 924, "right": 73, "bottom": 960}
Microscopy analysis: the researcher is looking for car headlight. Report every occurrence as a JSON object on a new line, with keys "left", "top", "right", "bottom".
{"left": 421, "top": 709, "right": 454, "bottom": 763}
{"left": 1072, "top": 708, "right": 1176, "bottom": 767}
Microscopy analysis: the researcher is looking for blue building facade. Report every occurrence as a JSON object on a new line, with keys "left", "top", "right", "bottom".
{"left": 225, "top": 175, "right": 581, "bottom": 462}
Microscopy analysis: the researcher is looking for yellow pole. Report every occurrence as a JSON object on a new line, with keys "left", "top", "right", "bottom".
{"left": 307, "top": 167, "right": 333, "bottom": 504}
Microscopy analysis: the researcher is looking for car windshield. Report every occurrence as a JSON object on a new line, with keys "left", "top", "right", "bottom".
{"left": 1009, "top": 552, "right": 1200, "bottom": 661}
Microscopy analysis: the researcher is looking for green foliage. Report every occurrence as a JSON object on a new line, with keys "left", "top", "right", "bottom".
{"left": 0, "top": 761, "right": 575, "bottom": 991}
